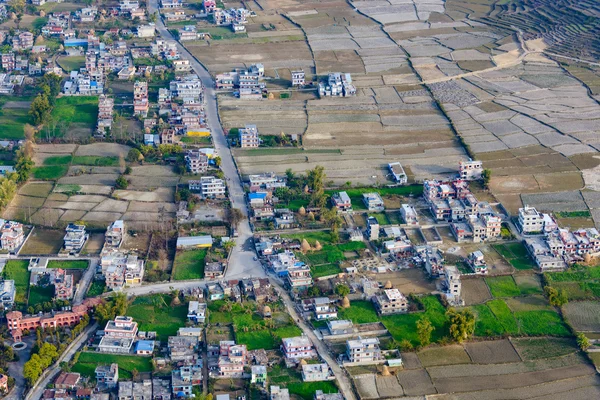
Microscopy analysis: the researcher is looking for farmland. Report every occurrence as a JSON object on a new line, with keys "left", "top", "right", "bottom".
{"left": 172, "top": 248, "right": 207, "bottom": 280}
{"left": 71, "top": 352, "right": 152, "bottom": 380}
{"left": 2, "top": 260, "right": 30, "bottom": 307}
{"left": 126, "top": 294, "right": 188, "bottom": 341}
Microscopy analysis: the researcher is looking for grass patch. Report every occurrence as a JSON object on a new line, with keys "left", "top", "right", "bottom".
{"left": 382, "top": 296, "right": 448, "bottom": 346}
{"left": 32, "top": 165, "right": 68, "bottom": 180}
{"left": 50, "top": 96, "right": 98, "bottom": 131}
{"left": 44, "top": 155, "right": 72, "bottom": 165}
{"left": 281, "top": 231, "right": 332, "bottom": 245}
{"left": 180, "top": 136, "right": 212, "bottom": 145}
{"left": 514, "top": 310, "right": 571, "bottom": 336}
{"left": 72, "top": 352, "right": 152, "bottom": 380}
{"left": 485, "top": 276, "right": 521, "bottom": 297}
{"left": 311, "top": 263, "right": 342, "bottom": 278}
{"left": 472, "top": 303, "right": 505, "bottom": 336}
{"left": 72, "top": 156, "right": 119, "bottom": 167}
{"left": 0, "top": 104, "right": 33, "bottom": 140}
{"left": 173, "top": 248, "right": 207, "bottom": 280}
{"left": 127, "top": 294, "right": 188, "bottom": 341}
{"left": 28, "top": 285, "right": 54, "bottom": 305}
{"left": 492, "top": 242, "right": 535, "bottom": 270}
{"left": 337, "top": 300, "right": 380, "bottom": 324}
{"left": 56, "top": 56, "right": 86, "bottom": 72}
{"left": 86, "top": 280, "right": 106, "bottom": 297}
{"left": 47, "top": 260, "right": 88, "bottom": 269}
{"left": 511, "top": 337, "right": 578, "bottom": 360}
{"left": 556, "top": 211, "right": 591, "bottom": 218}
{"left": 368, "top": 213, "right": 389, "bottom": 225}
{"left": 545, "top": 265, "right": 600, "bottom": 300}
{"left": 487, "top": 299, "right": 519, "bottom": 334}
{"left": 236, "top": 330, "right": 276, "bottom": 351}
{"left": 287, "top": 382, "right": 338, "bottom": 400}
{"left": 2, "top": 260, "right": 30, "bottom": 306}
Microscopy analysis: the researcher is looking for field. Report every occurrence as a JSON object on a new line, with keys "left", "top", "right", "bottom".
{"left": 0, "top": 97, "right": 33, "bottom": 140}
{"left": 485, "top": 276, "right": 521, "bottom": 298}
{"left": 338, "top": 300, "right": 380, "bottom": 324}
{"left": 19, "top": 228, "right": 64, "bottom": 255}
{"left": 2, "top": 260, "right": 30, "bottom": 306}
{"left": 563, "top": 301, "right": 600, "bottom": 332}
{"left": 72, "top": 352, "right": 152, "bottom": 380}
{"left": 56, "top": 56, "right": 86, "bottom": 72}
{"left": 382, "top": 296, "right": 448, "bottom": 345}
{"left": 86, "top": 280, "right": 106, "bottom": 297}
{"left": 47, "top": 260, "right": 88, "bottom": 269}
{"left": 269, "top": 364, "right": 338, "bottom": 400}
{"left": 172, "top": 248, "right": 207, "bottom": 280}
{"left": 28, "top": 285, "right": 55, "bottom": 305}
{"left": 49, "top": 97, "right": 99, "bottom": 138}
{"left": 545, "top": 265, "right": 600, "bottom": 300}
{"left": 126, "top": 294, "right": 188, "bottom": 341}
{"left": 492, "top": 243, "right": 536, "bottom": 270}
{"left": 32, "top": 165, "right": 69, "bottom": 180}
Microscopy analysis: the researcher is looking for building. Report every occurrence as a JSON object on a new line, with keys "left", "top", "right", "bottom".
{"left": 467, "top": 250, "right": 487, "bottom": 274}
{"left": 314, "top": 391, "right": 343, "bottom": 400}
{"left": 291, "top": 70, "right": 305, "bottom": 87}
{"left": 54, "top": 372, "right": 80, "bottom": 389}
{"left": 172, "top": 366, "right": 202, "bottom": 397}
{"left": 170, "top": 75, "right": 203, "bottom": 102}
{"left": 6, "top": 305, "right": 89, "bottom": 341}
{"left": 363, "top": 193, "right": 384, "bottom": 212}
{"left": 185, "top": 149, "right": 209, "bottom": 174}
{"left": 442, "top": 265, "right": 462, "bottom": 305}
{"left": 218, "top": 341, "right": 248, "bottom": 377}
{"left": 286, "top": 265, "right": 312, "bottom": 289}
{"left": 95, "top": 364, "right": 119, "bottom": 389}
{"left": 248, "top": 172, "right": 287, "bottom": 191}
{"left": 326, "top": 320, "right": 354, "bottom": 336}
{"left": 97, "top": 95, "right": 114, "bottom": 135}
{"left": 366, "top": 216, "right": 379, "bottom": 241}
{"left": 99, "top": 316, "right": 138, "bottom": 354}
{"left": 346, "top": 337, "right": 382, "bottom": 363}
{"left": 135, "top": 340, "right": 155, "bottom": 355}
{"left": 63, "top": 223, "right": 87, "bottom": 253}
{"left": 133, "top": 81, "right": 149, "bottom": 116}
{"left": 271, "top": 386, "right": 290, "bottom": 400}
{"left": 302, "top": 297, "right": 337, "bottom": 320}
{"left": 251, "top": 365, "right": 267, "bottom": 385}
{"left": 459, "top": 159, "right": 483, "bottom": 180}
{"left": 169, "top": 335, "right": 200, "bottom": 362}
{"left": 518, "top": 206, "right": 544, "bottom": 234}
{"left": 388, "top": 162, "right": 407, "bottom": 184}
{"left": 400, "top": 204, "right": 418, "bottom": 225}
{"left": 318, "top": 72, "right": 356, "bottom": 97}
{"left": 373, "top": 289, "right": 407, "bottom": 315}
{"left": 53, "top": 269, "right": 74, "bottom": 301}
{"left": 1, "top": 53, "right": 15, "bottom": 71}
{"left": 13, "top": 32, "right": 34, "bottom": 51}
{"left": 205, "top": 262, "right": 225, "bottom": 279}
{"left": 101, "top": 252, "right": 145, "bottom": 290}
{"left": 332, "top": 191, "right": 352, "bottom": 212}
{"left": 239, "top": 124, "right": 260, "bottom": 148}
{"left": 187, "top": 301, "right": 207, "bottom": 323}
{"left": 137, "top": 24, "right": 156, "bottom": 38}
{"left": 0, "top": 219, "right": 24, "bottom": 252}
{"left": 0, "top": 280, "right": 15, "bottom": 309}
{"left": 179, "top": 327, "right": 203, "bottom": 337}
{"left": 281, "top": 335, "right": 316, "bottom": 361}
{"left": 0, "top": 374, "right": 7, "bottom": 393}
{"left": 302, "top": 363, "right": 334, "bottom": 382}
{"left": 197, "top": 176, "right": 226, "bottom": 199}
{"left": 525, "top": 237, "right": 568, "bottom": 272}
{"left": 176, "top": 235, "right": 213, "bottom": 249}
{"left": 105, "top": 220, "right": 124, "bottom": 249}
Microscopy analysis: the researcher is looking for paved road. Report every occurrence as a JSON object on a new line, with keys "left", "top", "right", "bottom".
{"left": 149, "top": 0, "right": 264, "bottom": 280}
{"left": 73, "top": 258, "right": 98, "bottom": 305}
{"left": 26, "top": 323, "right": 98, "bottom": 400}
{"left": 5, "top": 336, "right": 35, "bottom": 400}
{"left": 273, "top": 281, "right": 357, "bottom": 400}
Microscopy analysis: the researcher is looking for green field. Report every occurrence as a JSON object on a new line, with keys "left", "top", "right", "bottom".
{"left": 485, "top": 276, "right": 521, "bottom": 297}
{"left": 311, "top": 263, "right": 342, "bottom": 278}
{"left": 86, "top": 280, "right": 106, "bottom": 297}
{"left": 556, "top": 211, "right": 592, "bottom": 218}
{"left": 72, "top": 156, "right": 119, "bottom": 167}
{"left": 47, "top": 260, "right": 89, "bottom": 269}
{"left": 2, "top": 260, "right": 30, "bottom": 306}
{"left": 44, "top": 155, "right": 72, "bottom": 165}
{"left": 0, "top": 104, "right": 33, "bottom": 140}
{"left": 269, "top": 364, "right": 338, "bottom": 400}
{"left": 368, "top": 213, "right": 389, "bottom": 225}
{"left": 56, "top": 56, "right": 86, "bottom": 72}
{"left": 511, "top": 337, "right": 578, "bottom": 360}
{"left": 173, "top": 248, "right": 207, "bottom": 280}
{"left": 492, "top": 242, "right": 535, "bottom": 270}
{"left": 325, "top": 185, "right": 423, "bottom": 211}
{"left": 50, "top": 96, "right": 99, "bottom": 131}
{"left": 382, "top": 296, "right": 448, "bottom": 345}
{"left": 72, "top": 352, "right": 152, "bottom": 380}
{"left": 545, "top": 265, "right": 600, "bottom": 300}
{"left": 338, "top": 300, "right": 380, "bottom": 324}
{"left": 32, "top": 165, "right": 68, "bottom": 180}
{"left": 281, "top": 231, "right": 332, "bottom": 245}
{"left": 126, "top": 294, "right": 188, "bottom": 340}
{"left": 28, "top": 285, "right": 54, "bottom": 305}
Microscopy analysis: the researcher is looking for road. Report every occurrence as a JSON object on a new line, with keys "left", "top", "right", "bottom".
{"left": 25, "top": 323, "right": 98, "bottom": 400}
{"left": 73, "top": 258, "right": 98, "bottom": 305}
{"left": 149, "top": 0, "right": 264, "bottom": 281}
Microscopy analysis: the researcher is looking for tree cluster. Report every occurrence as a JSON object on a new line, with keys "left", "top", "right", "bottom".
{"left": 29, "top": 74, "right": 62, "bottom": 126}
{"left": 94, "top": 293, "right": 127, "bottom": 325}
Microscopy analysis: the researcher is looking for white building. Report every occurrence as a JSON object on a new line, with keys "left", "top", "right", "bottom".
{"left": 518, "top": 206, "right": 544, "bottom": 234}
{"left": 0, "top": 280, "right": 15, "bottom": 309}
{"left": 197, "top": 176, "right": 226, "bottom": 199}
{"left": 363, "top": 193, "right": 384, "bottom": 212}
{"left": 459, "top": 159, "right": 483, "bottom": 180}
{"left": 239, "top": 124, "right": 259, "bottom": 148}
{"left": 346, "top": 337, "right": 382, "bottom": 363}
{"left": 400, "top": 204, "right": 418, "bottom": 225}
{"left": 281, "top": 336, "right": 317, "bottom": 361}
{"left": 137, "top": 24, "right": 156, "bottom": 38}
{"left": 388, "top": 162, "right": 407, "bottom": 184}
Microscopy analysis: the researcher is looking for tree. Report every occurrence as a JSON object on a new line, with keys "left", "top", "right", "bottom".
{"left": 399, "top": 339, "right": 413, "bottom": 352}
{"left": 214, "top": 156, "right": 222, "bottom": 167}
{"left": 226, "top": 207, "right": 244, "bottom": 228}
{"left": 115, "top": 175, "right": 129, "bottom": 189}
{"left": 446, "top": 308, "right": 475, "bottom": 343}
{"left": 545, "top": 286, "right": 568, "bottom": 307}
{"left": 223, "top": 240, "right": 235, "bottom": 254}
{"left": 9, "top": 0, "right": 25, "bottom": 14}
{"left": 307, "top": 285, "right": 321, "bottom": 297}
{"left": 127, "top": 148, "right": 143, "bottom": 162}
{"left": 416, "top": 317, "right": 433, "bottom": 347}
{"left": 23, "top": 354, "right": 43, "bottom": 386}
{"left": 307, "top": 165, "right": 326, "bottom": 207}
{"left": 482, "top": 168, "right": 492, "bottom": 189}
{"left": 577, "top": 333, "right": 590, "bottom": 351}
{"left": 335, "top": 284, "right": 350, "bottom": 297}
{"left": 29, "top": 93, "right": 51, "bottom": 125}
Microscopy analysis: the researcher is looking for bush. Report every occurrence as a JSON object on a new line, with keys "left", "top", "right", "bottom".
{"left": 115, "top": 175, "right": 129, "bottom": 189}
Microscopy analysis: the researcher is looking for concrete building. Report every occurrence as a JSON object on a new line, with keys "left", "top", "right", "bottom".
{"left": 187, "top": 301, "right": 207, "bottom": 324}
{"left": 459, "top": 159, "right": 483, "bottom": 180}
{"left": 239, "top": 124, "right": 260, "bottom": 148}
{"left": 363, "top": 193, "right": 384, "bottom": 212}
{"left": 301, "top": 363, "right": 334, "bottom": 382}
{"left": 366, "top": 216, "right": 379, "bottom": 241}
{"left": 198, "top": 176, "right": 226, "bottom": 199}
{"left": 332, "top": 191, "right": 352, "bottom": 212}
{"left": 105, "top": 220, "right": 124, "bottom": 249}
{"left": 373, "top": 289, "right": 407, "bottom": 315}
{"left": 95, "top": 364, "right": 119, "bottom": 389}
{"left": 388, "top": 162, "right": 407, "bottom": 184}
{"left": 400, "top": 204, "right": 418, "bottom": 225}
{"left": 7, "top": 305, "right": 89, "bottom": 341}
{"left": 291, "top": 70, "right": 305, "bottom": 86}
{"left": 172, "top": 365, "right": 202, "bottom": 397}
{"left": 101, "top": 252, "right": 145, "bottom": 290}
{"left": 251, "top": 365, "right": 267, "bottom": 385}
{"left": 176, "top": 235, "right": 213, "bottom": 249}
{"left": 133, "top": 81, "right": 149, "bottom": 116}
{"left": 318, "top": 72, "right": 356, "bottom": 97}
{"left": 97, "top": 95, "right": 114, "bottom": 135}
{"left": 326, "top": 320, "right": 355, "bottom": 336}
{"left": 0, "top": 219, "right": 24, "bottom": 252}
{"left": 286, "top": 265, "right": 312, "bottom": 289}
{"left": 442, "top": 265, "right": 462, "bottom": 305}
{"left": 63, "top": 223, "right": 87, "bottom": 253}
{"left": 218, "top": 341, "right": 248, "bottom": 377}
{"left": 518, "top": 206, "right": 544, "bottom": 234}
{"left": 52, "top": 268, "right": 74, "bottom": 301}
{"left": 0, "top": 280, "right": 15, "bottom": 309}
{"left": 281, "top": 335, "right": 316, "bottom": 361}
{"left": 346, "top": 337, "right": 382, "bottom": 363}
{"left": 137, "top": 24, "right": 155, "bottom": 38}
{"left": 185, "top": 149, "right": 209, "bottom": 174}
{"left": 467, "top": 250, "right": 487, "bottom": 274}
{"left": 271, "top": 386, "right": 290, "bottom": 400}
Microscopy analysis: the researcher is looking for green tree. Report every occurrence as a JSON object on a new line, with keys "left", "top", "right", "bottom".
{"left": 127, "top": 148, "right": 143, "bottom": 162}
{"left": 214, "top": 156, "right": 222, "bottom": 167}
{"left": 23, "top": 354, "right": 43, "bottom": 386}
{"left": 545, "top": 286, "right": 568, "bottom": 307}
{"left": 223, "top": 240, "right": 235, "bottom": 254}
{"left": 9, "top": 0, "right": 25, "bottom": 14}
{"left": 335, "top": 284, "right": 350, "bottom": 297}
{"left": 115, "top": 175, "right": 129, "bottom": 189}
{"left": 416, "top": 317, "right": 433, "bottom": 347}
{"left": 307, "top": 165, "right": 326, "bottom": 207}
{"left": 447, "top": 308, "right": 475, "bottom": 343}
{"left": 29, "top": 93, "right": 51, "bottom": 125}
{"left": 307, "top": 285, "right": 321, "bottom": 297}
{"left": 482, "top": 168, "right": 492, "bottom": 189}
{"left": 577, "top": 333, "right": 590, "bottom": 351}
{"left": 399, "top": 339, "right": 414, "bottom": 352}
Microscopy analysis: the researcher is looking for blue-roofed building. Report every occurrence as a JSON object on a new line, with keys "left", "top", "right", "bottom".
{"left": 64, "top": 38, "right": 88, "bottom": 47}
{"left": 135, "top": 340, "right": 155, "bottom": 355}
{"left": 248, "top": 191, "right": 268, "bottom": 207}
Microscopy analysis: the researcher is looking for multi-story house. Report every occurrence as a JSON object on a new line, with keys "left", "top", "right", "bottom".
{"left": 270, "top": 386, "right": 290, "bottom": 400}
{"left": 373, "top": 289, "right": 407, "bottom": 315}
{"left": 95, "top": 364, "right": 119, "bottom": 389}
{"left": 218, "top": 341, "right": 248, "bottom": 377}
{"left": 64, "top": 223, "right": 87, "bottom": 253}
{"left": 467, "top": 250, "right": 487, "bottom": 274}
{"left": 518, "top": 205, "right": 544, "bottom": 234}
{"left": 251, "top": 365, "right": 267, "bottom": 386}
{"left": 248, "top": 172, "right": 286, "bottom": 191}
{"left": 332, "top": 191, "right": 352, "bottom": 212}
{"left": 169, "top": 335, "right": 200, "bottom": 362}
{"left": 185, "top": 149, "right": 209, "bottom": 174}
{"left": 442, "top": 265, "right": 462, "bottom": 305}
{"left": 13, "top": 32, "right": 34, "bottom": 51}
{"left": 281, "top": 335, "right": 316, "bottom": 362}
{"left": 388, "top": 162, "right": 407, "bottom": 184}
{"left": 172, "top": 365, "right": 202, "bottom": 397}
{"left": 7, "top": 305, "right": 90, "bottom": 341}
{"left": 137, "top": 24, "right": 156, "bottom": 38}
{"left": 53, "top": 268, "right": 74, "bottom": 301}
{"left": 291, "top": 70, "right": 305, "bottom": 86}
{"left": 269, "top": 250, "right": 298, "bottom": 275}
{"left": 286, "top": 265, "right": 312, "bottom": 289}
{"left": 133, "top": 81, "right": 149, "bottom": 116}
{"left": 366, "top": 216, "right": 379, "bottom": 241}
{"left": 97, "top": 95, "right": 114, "bottom": 135}
{"left": 120, "top": 0, "right": 140, "bottom": 11}
{"left": 239, "top": 124, "right": 260, "bottom": 148}
{"left": 363, "top": 193, "right": 384, "bottom": 212}
{"left": 105, "top": 220, "right": 124, "bottom": 249}
{"left": 104, "top": 316, "right": 138, "bottom": 338}
{"left": 0, "top": 219, "right": 24, "bottom": 252}
{"left": 301, "top": 363, "right": 334, "bottom": 382}
{"left": 400, "top": 204, "right": 418, "bottom": 225}
{"left": 187, "top": 301, "right": 207, "bottom": 324}
{"left": 197, "top": 176, "right": 226, "bottom": 199}
{"left": 203, "top": 0, "right": 216, "bottom": 12}
{"left": 459, "top": 159, "right": 483, "bottom": 180}
{"left": 301, "top": 297, "right": 337, "bottom": 320}
{"left": 170, "top": 75, "right": 203, "bottom": 102}
{"left": 0, "top": 280, "right": 15, "bottom": 309}
{"left": 101, "top": 252, "right": 145, "bottom": 291}
{"left": 346, "top": 337, "right": 382, "bottom": 363}
{"left": 1, "top": 53, "right": 15, "bottom": 71}
{"left": 525, "top": 237, "right": 567, "bottom": 272}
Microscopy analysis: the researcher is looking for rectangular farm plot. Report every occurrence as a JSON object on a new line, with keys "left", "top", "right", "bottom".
{"left": 563, "top": 301, "right": 600, "bottom": 332}
{"left": 417, "top": 345, "right": 472, "bottom": 367}
{"left": 47, "top": 260, "right": 89, "bottom": 269}
{"left": 544, "top": 265, "right": 600, "bottom": 300}
{"left": 465, "top": 339, "right": 522, "bottom": 364}
{"left": 511, "top": 337, "right": 579, "bottom": 361}
{"left": 173, "top": 248, "right": 207, "bottom": 280}
{"left": 20, "top": 228, "right": 64, "bottom": 255}
{"left": 485, "top": 276, "right": 521, "bottom": 297}
{"left": 71, "top": 352, "right": 152, "bottom": 380}
{"left": 492, "top": 242, "right": 535, "bottom": 270}
{"left": 2, "top": 260, "right": 29, "bottom": 306}
{"left": 126, "top": 294, "right": 188, "bottom": 340}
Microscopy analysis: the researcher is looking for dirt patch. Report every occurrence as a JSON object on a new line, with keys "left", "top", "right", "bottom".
{"left": 396, "top": 369, "right": 436, "bottom": 396}
{"left": 465, "top": 339, "right": 521, "bottom": 364}
{"left": 59, "top": 210, "right": 87, "bottom": 221}
{"left": 376, "top": 375, "right": 404, "bottom": 397}
{"left": 418, "top": 345, "right": 472, "bottom": 367}
{"left": 122, "top": 232, "right": 151, "bottom": 253}
{"left": 82, "top": 211, "right": 124, "bottom": 222}
{"left": 373, "top": 268, "right": 437, "bottom": 295}
{"left": 34, "top": 144, "right": 77, "bottom": 154}
{"left": 113, "top": 187, "right": 174, "bottom": 202}
{"left": 18, "top": 182, "right": 54, "bottom": 198}
{"left": 400, "top": 352, "right": 422, "bottom": 369}
{"left": 75, "top": 143, "right": 131, "bottom": 157}
{"left": 92, "top": 199, "right": 129, "bottom": 213}
{"left": 20, "top": 228, "right": 64, "bottom": 255}
{"left": 462, "top": 278, "right": 492, "bottom": 305}
{"left": 563, "top": 301, "right": 600, "bottom": 332}
{"left": 354, "top": 374, "right": 379, "bottom": 399}
{"left": 82, "top": 232, "right": 105, "bottom": 256}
